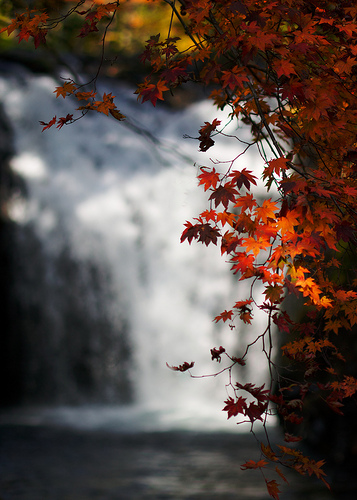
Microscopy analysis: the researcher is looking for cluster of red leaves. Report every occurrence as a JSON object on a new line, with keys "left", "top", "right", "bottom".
{"left": 136, "top": 1, "right": 357, "bottom": 496}
{"left": 39, "top": 80, "right": 125, "bottom": 131}
{"left": 3, "top": 0, "right": 357, "bottom": 498}
{"left": 0, "top": 9, "right": 49, "bottom": 48}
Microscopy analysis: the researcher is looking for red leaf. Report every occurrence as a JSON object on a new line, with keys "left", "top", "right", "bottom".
{"left": 229, "top": 169, "right": 257, "bottom": 191}
{"left": 33, "top": 28, "right": 47, "bottom": 48}
{"left": 39, "top": 115, "right": 56, "bottom": 132}
{"left": 198, "top": 167, "right": 220, "bottom": 191}
{"left": 137, "top": 80, "right": 169, "bottom": 106}
{"left": 210, "top": 346, "right": 226, "bottom": 362}
{"left": 223, "top": 396, "right": 247, "bottom": 419}
{"left": 266, "top": 479, "right": 281, "bottom": 500}
{"left": 214, "top": 310, "right": 234, "bottom": 323}
{"left": 198, "top": 119, "right": 221, "bottom": 151}
{"left": 245, "top": 402, "right": 267, "bottom": 422}
{"left": 181, "top": 222, "right": 221, "bottom": 246}
{"left": 209, "top": 185, "right": 238, "bottom": 209}
{"left": 56, "top": 114, "right": 73, "bottom": 129}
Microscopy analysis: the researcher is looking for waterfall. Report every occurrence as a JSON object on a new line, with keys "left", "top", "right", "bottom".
{"left": 0, "top": 67, "right": 270, "bottom": 432}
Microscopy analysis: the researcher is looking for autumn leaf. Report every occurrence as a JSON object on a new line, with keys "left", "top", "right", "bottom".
{"left": 214, "top": 310, "right": 234, "bottom": 323}
{"left": 54, "top": 81, "right": 77, "bottom": 98}
{"left": 241, "top": 459, "right": 269, "bottom": 470}
{"left": 197, "top": 119, "right": 221, "bottom": 152}
{"left": 234, "top": 193, "right": 257, "bottom": 211}
{"left": 266, "top": 479, "right": 281, "bottom": 500}
{"left": 229, "top": 169, "right": 257, "bottom": 191}
{"left": 136, "top": 80, "right": 169, "bottom": 106}
{"left": 92, "top": 92, "right": 116, "bottom": 115}
{"left": 273, "top": 58, "right": 297, "bottom": 78}
{"left": 180, "top": 222, "right": 221, "bottom": 246}
{"left": 198, "top": 167, "right": 220, "bottom": 191}
{"left": 223, "top": 396, "right": 247, "bottom": 419}
{"left": 39, "top": 115, "right": 56, "bottom": 132}
{"left": 209, "top": 185, "right": 238, "bottom": 209}
{"left": 255, "top": 199, "right": 278, "bottom": 223}
{"left": 56, "top": 114, "right": 73, "bottom": 129}
{"left": 263, "top": 158, "right": 289, "bottom": 179}
{"left": 109, "top": 109, "right": 126, "bottom": 121}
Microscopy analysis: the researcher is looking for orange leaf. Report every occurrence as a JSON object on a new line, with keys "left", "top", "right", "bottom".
{"left": 198, "top": 167, "right": 220, "bottom": 191}
{"left": 54, "top": 81, "right": 77, "bottom": 98}
{"left": 241, "top": 459, "right": 269, "bottom": 470}
{"left": 137, "top": 80, "right": 169, "bottom": 106}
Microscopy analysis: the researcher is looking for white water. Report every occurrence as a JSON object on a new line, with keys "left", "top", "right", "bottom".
{"left": 0, "top": 68, "right": 274, "bottom": 432}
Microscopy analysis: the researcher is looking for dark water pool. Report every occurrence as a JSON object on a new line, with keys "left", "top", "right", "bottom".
{"left": 0, "top": 424, "right": 341, "bottom": 499}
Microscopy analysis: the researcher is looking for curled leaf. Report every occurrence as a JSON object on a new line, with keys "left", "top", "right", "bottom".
{"left": 166, "top": 361, "right": 194, "bottom": 372}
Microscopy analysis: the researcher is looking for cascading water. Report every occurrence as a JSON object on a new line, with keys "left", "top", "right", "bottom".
{"left": 0, "top": 66, "right": 271, "bottom": 432}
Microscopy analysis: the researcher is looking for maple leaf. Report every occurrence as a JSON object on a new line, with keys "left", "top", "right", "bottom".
{"left": 261, "top": 443, "right": 278, "bottom": 462}
{"left": 241, "top": 459, "right": 269, "bottom": 470}
{"left": 273, "top": 58, "right": 297, "bottom": 78}
{"left": 273, "top": 312, "right": 292, "bottom": 334}
{"left": 265, "top": 285, "right": 284, "bottom": 304}
{"left": 221, "top": 231, "right": 241, "bottom": 254}
{"left": 92, "top": 93, "right": 116, "bottom": 115}
{"left": 17, "top": 26, "right": 31, "bottom": 43}
{"left": 245, "top": 402, "right": 267, "bottom": 422}
{"left": 197, "top": 167, "right": 220, "bottom": 191}
{"left": 275, "top": 466, "right": 289, "bottom": 484}
{"left": 214, "top": 310, "right": 234, "bottom": 323}
{"left": 221, "top": 66, "right": 249, "bottom": 90}
{"left": 54, "top": 82, "right": 77, "bottom": 99}
{"left": 229, "top": 169, "right": 257, "bottom": 191}
{"left": 234, "top": 193, "right": 257, "bottom": 211}
{"left": 264, "top": 158, "right": 289, "bottom": 179}
{"left": 160, "top": 65, "right": 187, "bottom": 84}
{"left": 209, "top": 185, "right": 238, "bottom": 209}
{"left": 223, "top": 396, "right": 247, "bottom": 419}
{"left": 278, "top": 210, "right": 300, "bottom": 235}
{"left": 181, "top": 222, "right": 220, "bottom": 246}
{"left": 236, "top": 382, "right": 270, "bottom": 403}
{"left": 200, "top": 209, "right": 217, "bottom": 223}
{"left": 216, "top": 211, "right": 237, "bottom": 227}
{"left": 56, "top": 114, "right": 73, "bottom": 129}
{"left": 255, "top": 199, "right": 278, "bottom": 224}
{"left": 78, "top": 19, "right": 99, "bottom": 38}
{"left": 75, "top": 90, "right": 97, "bottom": 101}
{"left": 266, "top": 479, "right": 281, "bottom": 500}
{"left": 197, "top": 119, "right": 221, "bottom": 152}
{"left": 231, "top": 252, "right": 256, "bottom": 276}
{"left": 33, "top": 28, "right": 47, "bottom": 48}
{"left": 109, "top": 109, "right": 125, "bottom": 121}
{"left": 136, "top": 80, "right": 169, "bottom": 106}
{"left": 39, "top": 115, "right": 56, "bottom": 132}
